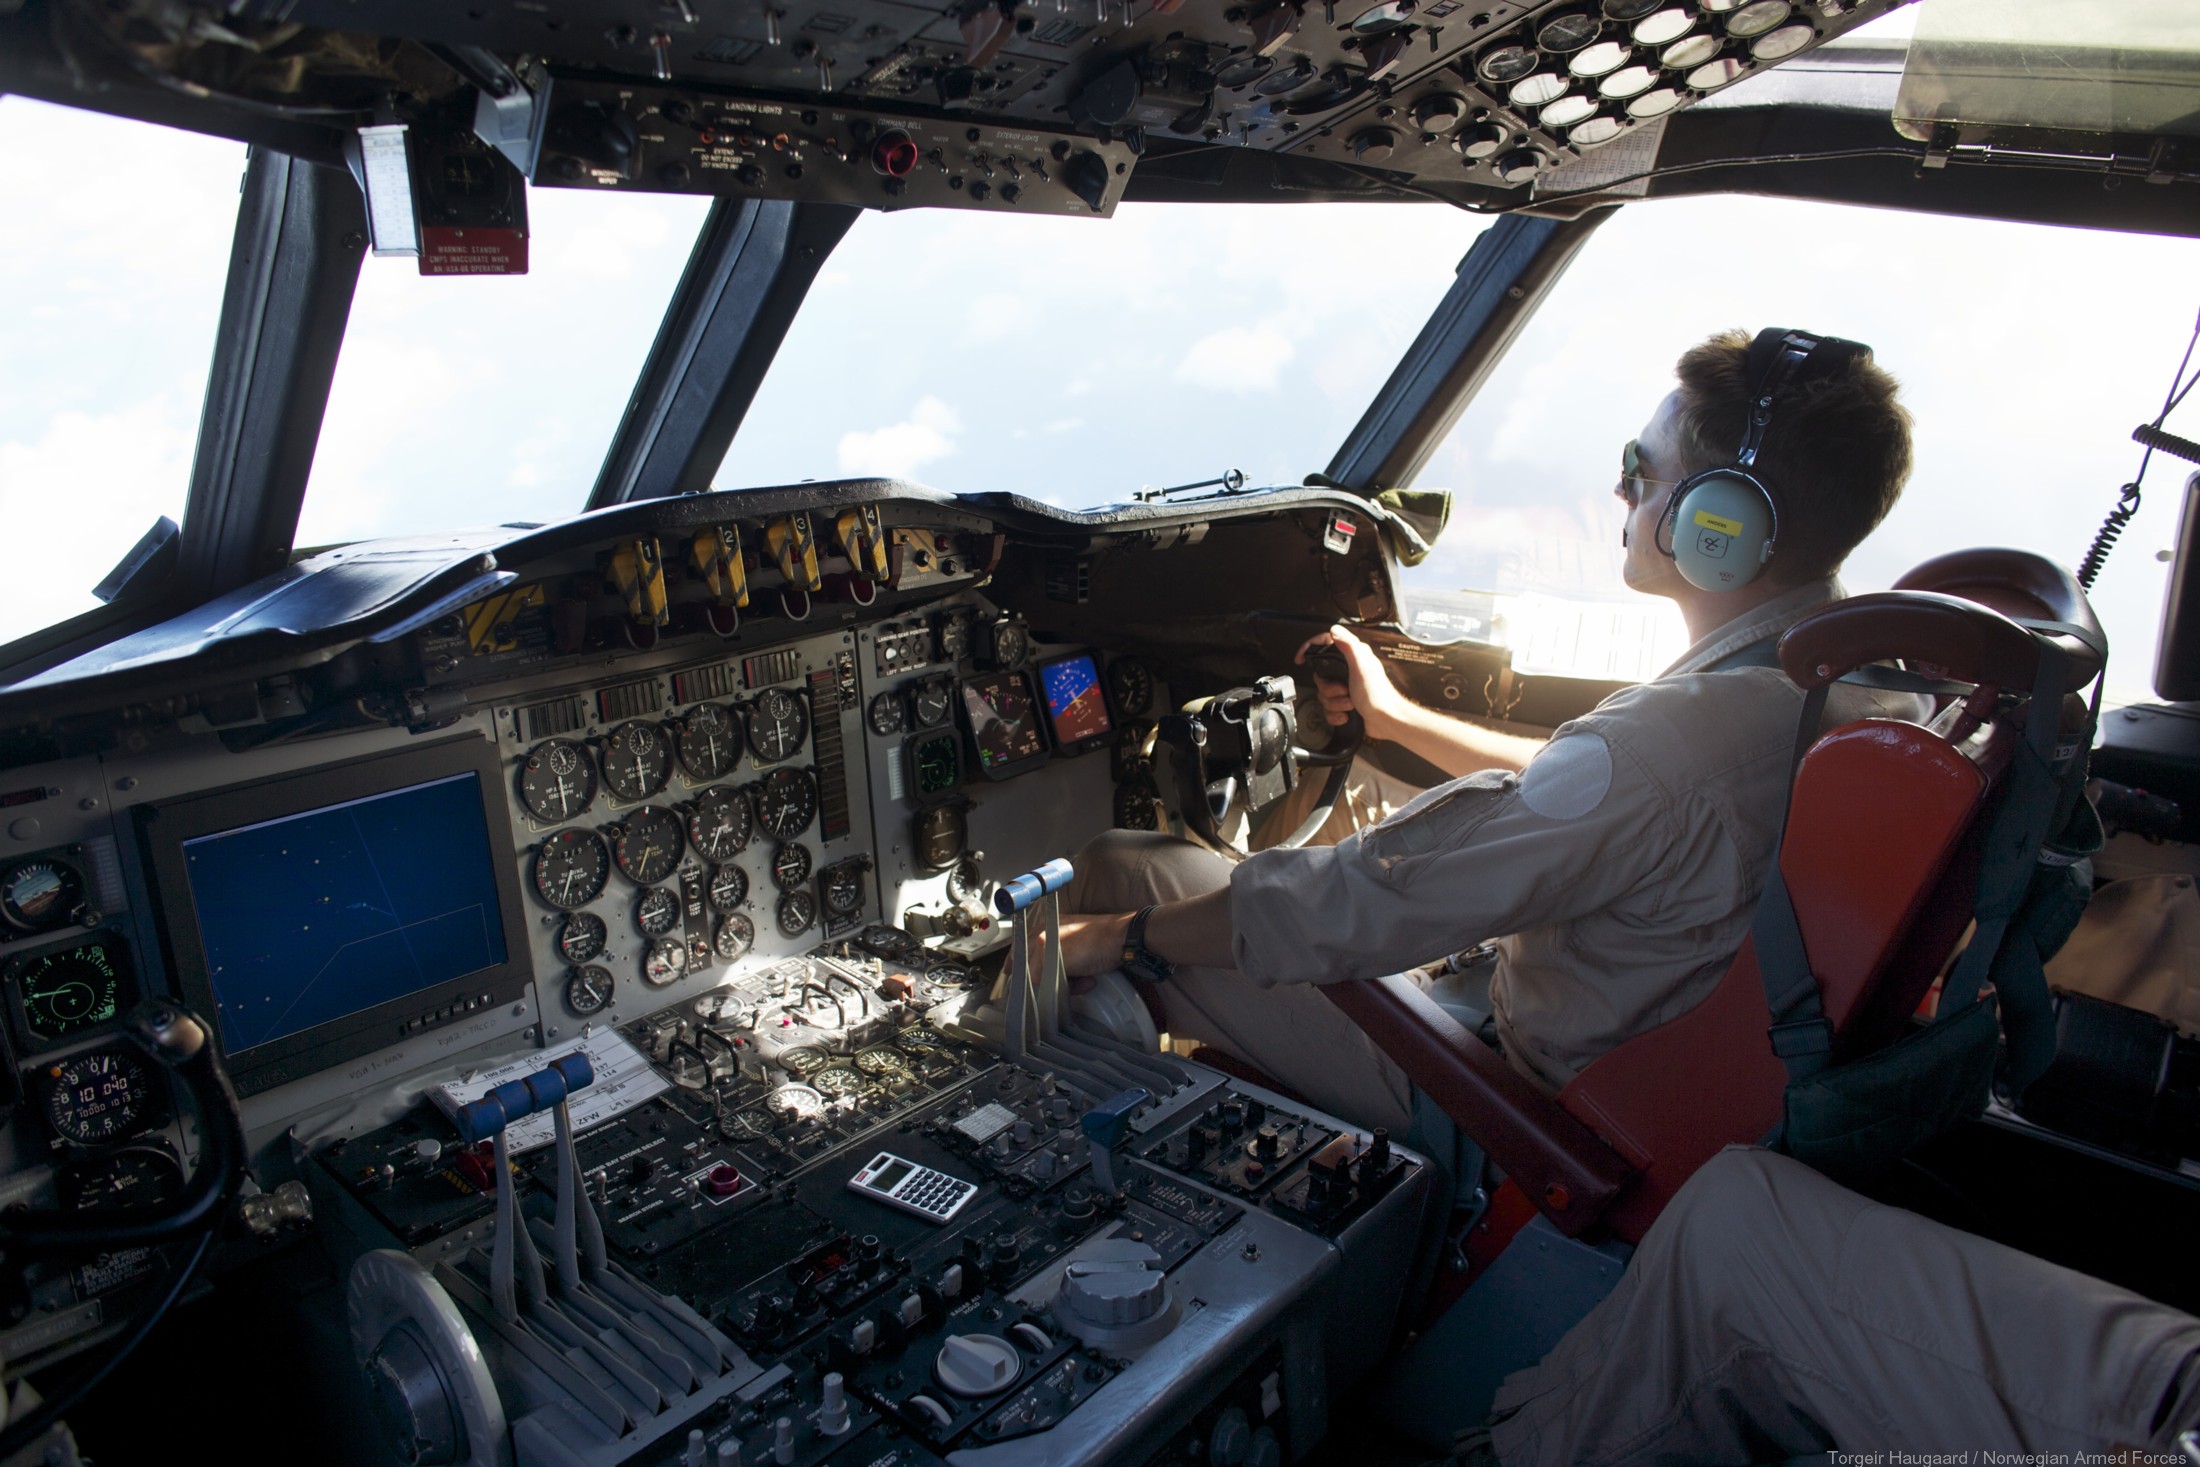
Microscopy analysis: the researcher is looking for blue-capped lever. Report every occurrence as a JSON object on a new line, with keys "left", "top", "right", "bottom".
{"left": 994, "top": 858, "right": 1075, "bottom": 917}
{"left": 453, "top": 1052, "right": 594, "bottom": 1145}
{"left": 1081, "top": 1086, "right": 1150, "bottom": 1193}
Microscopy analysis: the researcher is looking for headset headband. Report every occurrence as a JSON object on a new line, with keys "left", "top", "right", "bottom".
{"left": 1735, "top": 327, "right": 1872, "bottom": 468}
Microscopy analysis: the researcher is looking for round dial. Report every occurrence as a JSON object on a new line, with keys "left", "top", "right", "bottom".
{"left": 1536, "top": 9, "right": 1601, "bottom": 49}
{"left": 715, "top": 913, "right": 755, "bottom": 961}
{"left": 770, "top": 842, "right": 813, "bottom": 892}
{"left": 1114, "top": 779, "right": 1162, "bottom": 831}
{"left": 1105, "top": 658, "right": 1155, "bottom": 719}
{"left": 746, "top": 689, "right": 810, "bottom": 766}
{"left": 988, "top": 618, "right": 1030, "bottom": 669}
{"left": 858, "top": 924, "right": 920, "bottom": 961}
{"left": 518, "top": 739, "right": 598, "bottom": 824}
{"left": 911, "top": 677, "right": 954, "bottom": 730}
{"left": 821, "top": 864, "right": 866, "bottom": 919}
{"left": 854, "top": 1048, "right": 910, "bottom": 1079}
{"left": 896, "top": 1028, "right": 946, "bottom": 1053}
{"left": 1351, "top": 0, "right": 1417, "bottom": 32}
{"left": 944, "top": 857, "right": 983, "bottom": 907}
{"left": 867, "top": 691, "right": 907, "bottom": 737}
{"left": 776, "top": 891, "right": 817, "bottom": 939}
{"left": 925, "top": 962, "right": 979, "bottom": 990}
{"left": 643, "top": 938, "right": 688, "bottom": 987}
{"left": 611, "top": 806, "right": 684, "bottom": 886}
{"left": 809, "top": 1066, "right": 864, "bottom": 1099}
{"left": 777, "top": 1045, "right": 827, "bottom": 1076}
{"left": 565, "top": 964, "right": 615, "bottom": 1016}
{"left": 636, "top": 886, "right": 680, "bottom": 938}
{"left": 8, "top": 939, "right": 127, "bottom": 1044}
{"left": 58, "top": 1145, "right": 184, "bottom": 1211}
{"left": 2, "top": 860, "right": 84, "bottom": 934}
{"left": 601, "top": 721, "right": 674, "bottom": 802}
{"left": 765, "top": 1084, "right": 824, "bottom": 1121}
{"left": 558, "top": 912, "right": 608, "bottom": 964}
{"left": 756, "top": 769, "right": 818, "bottom": 841}
{"left": 687, "top": 785, "right": 754, "bottom": 862}
{"left": 937, "top": 611, "right": 974, "bottom": 662}
{"left": 707, "top": 864, "right": 749, "bottom": 913}
{"left": 721, "top": 1109, "right": 773, "bottom": 1141}
{"left": 44, "top": 1047, "right": 158, "bottom": 1146}
{"left": 533, "top": 829, "right": 610, "bottom": 911}
{"left": 675, "top": 703, "right": 741, "bottom": 782}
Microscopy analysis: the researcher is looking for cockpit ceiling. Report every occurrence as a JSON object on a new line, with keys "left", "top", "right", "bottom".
{"left": 15, "top": 0, "right": 1915, "bottom": 207}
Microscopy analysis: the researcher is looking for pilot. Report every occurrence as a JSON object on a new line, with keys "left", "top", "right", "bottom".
{"left": 1059, "top": 327, "right": 1923, "bottom": 1144}
{"left": 1469, "top": 1145, "right": 2200, "bottom": 1465}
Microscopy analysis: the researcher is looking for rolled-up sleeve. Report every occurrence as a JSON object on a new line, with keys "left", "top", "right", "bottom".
{"left": 1229, "top": 731, "right": 1676, "bottom": 985}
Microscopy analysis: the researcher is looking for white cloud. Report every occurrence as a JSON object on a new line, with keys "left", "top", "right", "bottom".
{"left": 836, "top": 397, "right": 962, "bottom": 480}
{"left": 1174, "top": 324, "right": 1297, "bottom": 393}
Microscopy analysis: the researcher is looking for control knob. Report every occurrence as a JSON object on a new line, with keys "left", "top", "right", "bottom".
{"left": 1413, "top": 93, "right": 1469, "bottom": 134}
{"left": 1348, "top": 126, "right": 1398, "bottom": 164}
{"left": 933, "top": 1333, "right": 1023, "bottom": 1397}
{"left": 1055, "top": 1238, "right": 1180, "bottom": 1350}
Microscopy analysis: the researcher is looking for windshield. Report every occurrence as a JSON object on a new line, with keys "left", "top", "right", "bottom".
{"left": 721, "top": 202, "right": 1489, "bottom": 504}
{"left": 0, "top": 98, "right": 243, "bottom": 645}
{"left": 1405, "top": 193, "right": 2196, "bottom": 704}
{"left": 294, "top": 190, "right": 710, "bottom": 547}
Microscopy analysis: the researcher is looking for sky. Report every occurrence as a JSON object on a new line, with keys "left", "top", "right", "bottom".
{"left": 1, "top": 12, "right": 2195, "bottom": 703}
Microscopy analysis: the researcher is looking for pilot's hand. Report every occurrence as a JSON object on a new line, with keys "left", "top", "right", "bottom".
{"left": 1296, "top": 624, "right": 1404, "bottom": 739}
{"left": 1049, "top": 911, "right": 1134, "bottom": 993}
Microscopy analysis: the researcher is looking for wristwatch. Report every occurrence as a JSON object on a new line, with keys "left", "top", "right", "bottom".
{"left": 1119, "top": 905, "right": 1176, "bottom": 985}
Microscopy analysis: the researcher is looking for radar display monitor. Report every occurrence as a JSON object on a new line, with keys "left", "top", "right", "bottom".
{"left": 1038, "top": 652, "right": 1114, "bottom": 754}
{"left": 139, "top": 739, "right": 533, "bottom": 1096}
{"left": 959, "top": 670, "right": 1050, "bottom": 780}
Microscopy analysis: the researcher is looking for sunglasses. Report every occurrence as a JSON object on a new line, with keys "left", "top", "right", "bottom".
{"left": 1615, "top": 438, "right": 1677, "bottom": 510}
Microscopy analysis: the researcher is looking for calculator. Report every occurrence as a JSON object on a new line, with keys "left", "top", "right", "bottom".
{"left": 847, "top": 1152, "right": 977, "bottom": 1223}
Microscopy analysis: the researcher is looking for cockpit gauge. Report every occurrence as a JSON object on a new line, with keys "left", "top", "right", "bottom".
{"left": 675, "top": 703, "right": 741, "bottom": 782}
{"left": 777, "top": 1045, "right": 827, "bottom": 1076}
{"left": 867, "top": 691, "right": 907, "bottom": 738}
{"left": 1534, "top": 8, "right": 1601, "bottom": 50}
{"left": 1255, "top": 56, "right": 1317, "bottom": 95}
{"left": 944, "top": 857, "right": 985, "bottom": 908}
{"left": 908, "top": 733, "right": 962, "bottom": 806}
{"left": 1602, "top": 0, "right": 1664, "bottom": 16}
{"left": 776, "top": 891, "right": 818, "bottom": 939}
{"left": 715, "top": 913, "right": 756, "bottom": 962}
{"left": 43, "top": 1046, "right": 159, "bottom": 1147}
{"left": 58, "top": 1144, "right": 184, "bottom": 1211}
{"left": 809, "top": 1066, "right": 864, "bottom": 1099}
{"left": 820, "top": 861, "right": 867, "bottom": 921}
{"left": 1351, "top": 0, "right": 1419, "bottom": 33}
{"left": 1, "top": 858, "right": 86, "bottom": 934}
{"left": 1105, "top": 657, "right": 1156, "bottom": 720}
{"left": 765, "top": 1084, "right": 825, "bottom": 1122}
{"left": 721, "top": 1109, "right": 773, "bottom": 1142}
{"left": 858, "top": 924, "right": 921, "bottom": 962}
{"left": 602, "top": 721, "right": 674, "bottom": 802}
{"left": 924, "top": 962, "right": 980, "bottom": 991}
{"left": 769, "top": 842, "right": 813, "bottom": 892}
{"left": 854, "top": 1048, "right": 911, "bottom": 1080}
{"left": 1114, "top": 779, "right": 1163, "bottom": 831}
{"left": 611, "top": 806, "right": 684, "bottom": 886}
{"left": 895, "top": 1029, "right": 945, "bottom": 1053}
{"left": 643, "top": 938, "right": 689, "bottom": 987}
{"left": 558, "top": 912, "right": 608, "bottom": 965}
{"left": 687, "top": 785, "right": 753, "bottom": 862}
{"left": 746, "top": 688, "right": 810, "bottom": 766}
{"left": 755, "top": 768, "right": 819, "bottom": 841}
{"left": 636, "top": 886, "right": 680, "bottom": 938}
{"left": 1475, "top": 42, "right": 1540, "bottom": 83}
{"left": 565, "top": 965, "right": 615, "bottom": 1016}
{"left": 1214, "top": 53, "right": 1273, "bottom": 88}
{"left": 517, "top": 739, "right": 598, "bottom": 825}
{"left": 936, "top": 608, "right": 974, "bottom": 663}
{"left": 534, "top": 829, "right": 610, "bottom": 911}
{"left": 6, "top": 936, "right": 130, "bottom": 1049}
{"left": 707, "top": 864, "right": 749, "bottom": 913}
{"left": 908, "top": 801, "right": 965, "bottom": 873}
{"left": 984, "top": 616, "right": 1031, "bottom": 671}
{"left": 910, "top": 676, "right": 954, "bottom": 731}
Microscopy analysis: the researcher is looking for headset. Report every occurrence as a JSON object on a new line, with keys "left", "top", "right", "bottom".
{"left": 1659, "top": 326, "right": 1874, "bottom": 592}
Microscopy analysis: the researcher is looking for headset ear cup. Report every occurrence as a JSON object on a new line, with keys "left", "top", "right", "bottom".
{"left": 1668, "top": 474, "right": 1776, "bottom": 591}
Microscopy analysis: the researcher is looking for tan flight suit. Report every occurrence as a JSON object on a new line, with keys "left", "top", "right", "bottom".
{"left": 1490, "top": 1147, "right": 2200, "bottom": 1465}
{"left": 1065, "top": 578, "right": 1923, "bottom": 1126}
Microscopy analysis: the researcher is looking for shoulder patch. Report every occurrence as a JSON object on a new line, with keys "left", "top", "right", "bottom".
{"left": 1518, "top": 732, "right": 1613, "bottom": 821}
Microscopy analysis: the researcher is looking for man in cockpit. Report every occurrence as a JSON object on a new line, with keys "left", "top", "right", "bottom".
{"left": 1058, "top": 327, "right": 1922, "bottom": 1142}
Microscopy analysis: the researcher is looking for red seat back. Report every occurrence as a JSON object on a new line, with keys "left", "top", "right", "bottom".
{"left": 1557, "top": 718, "right": 1997, "bottom": 1241}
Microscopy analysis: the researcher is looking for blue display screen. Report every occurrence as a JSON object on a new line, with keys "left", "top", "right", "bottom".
{"left": 181, "top": 773, "right": 507, "bottom": 1056}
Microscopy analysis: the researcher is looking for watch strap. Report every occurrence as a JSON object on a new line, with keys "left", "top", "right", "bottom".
{"left": 1120, "top": 904, "right": 1175, "bottom": 984}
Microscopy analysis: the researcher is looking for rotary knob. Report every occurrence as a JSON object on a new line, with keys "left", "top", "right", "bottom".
{"left": 1057, "top": 1239, "right": 1171, "bottom": 1334}
{"left": 933, "top": 1333, "right": 1022, "bottom": 1398}
{"left": 1348, "top": 126, "right": 1398, "bottom": 163}
{"left": 1494, "top": 148, "right": 1547, "bottom": 185}
{"left": 1456, "top": 122, "right": 1509, "bottom": 160}
{"left": 1413, "top": 93, "right": 1469, "bottom": 134}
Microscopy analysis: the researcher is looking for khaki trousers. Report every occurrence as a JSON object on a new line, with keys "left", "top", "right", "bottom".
{"left": 1492, "top": 1147, "right": 2200, "bottom": 1466}
{"left": 1063, "top": 828, "right": 1419, "bottom": 1134}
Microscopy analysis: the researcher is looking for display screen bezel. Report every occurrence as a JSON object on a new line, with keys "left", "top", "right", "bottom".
{"left": 958, "top": 669, "right": 1052, "bottom": 781}
{"left": 136, "top": 737, "right": 533, "bottom": 1098}
{"left": 1035, "top": 651, "right": 1115, "bottom": 754}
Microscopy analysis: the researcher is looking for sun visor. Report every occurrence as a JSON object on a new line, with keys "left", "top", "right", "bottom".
{"left": 1893, "top": 0, "right": 2200, "bottom": 143}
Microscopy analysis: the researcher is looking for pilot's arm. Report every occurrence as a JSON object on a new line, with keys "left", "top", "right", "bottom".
{"left": 1298, "top": 624, "right": 1545, "bottom": 778}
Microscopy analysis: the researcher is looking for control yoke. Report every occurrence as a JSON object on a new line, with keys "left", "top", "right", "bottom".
{"left": 1157, "top": 656, "right": 1364, "bottom": 853}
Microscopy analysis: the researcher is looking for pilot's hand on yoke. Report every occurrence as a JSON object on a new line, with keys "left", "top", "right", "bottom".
{"left": 1296, "top": 623, "right": 1402, "bottom": 739}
